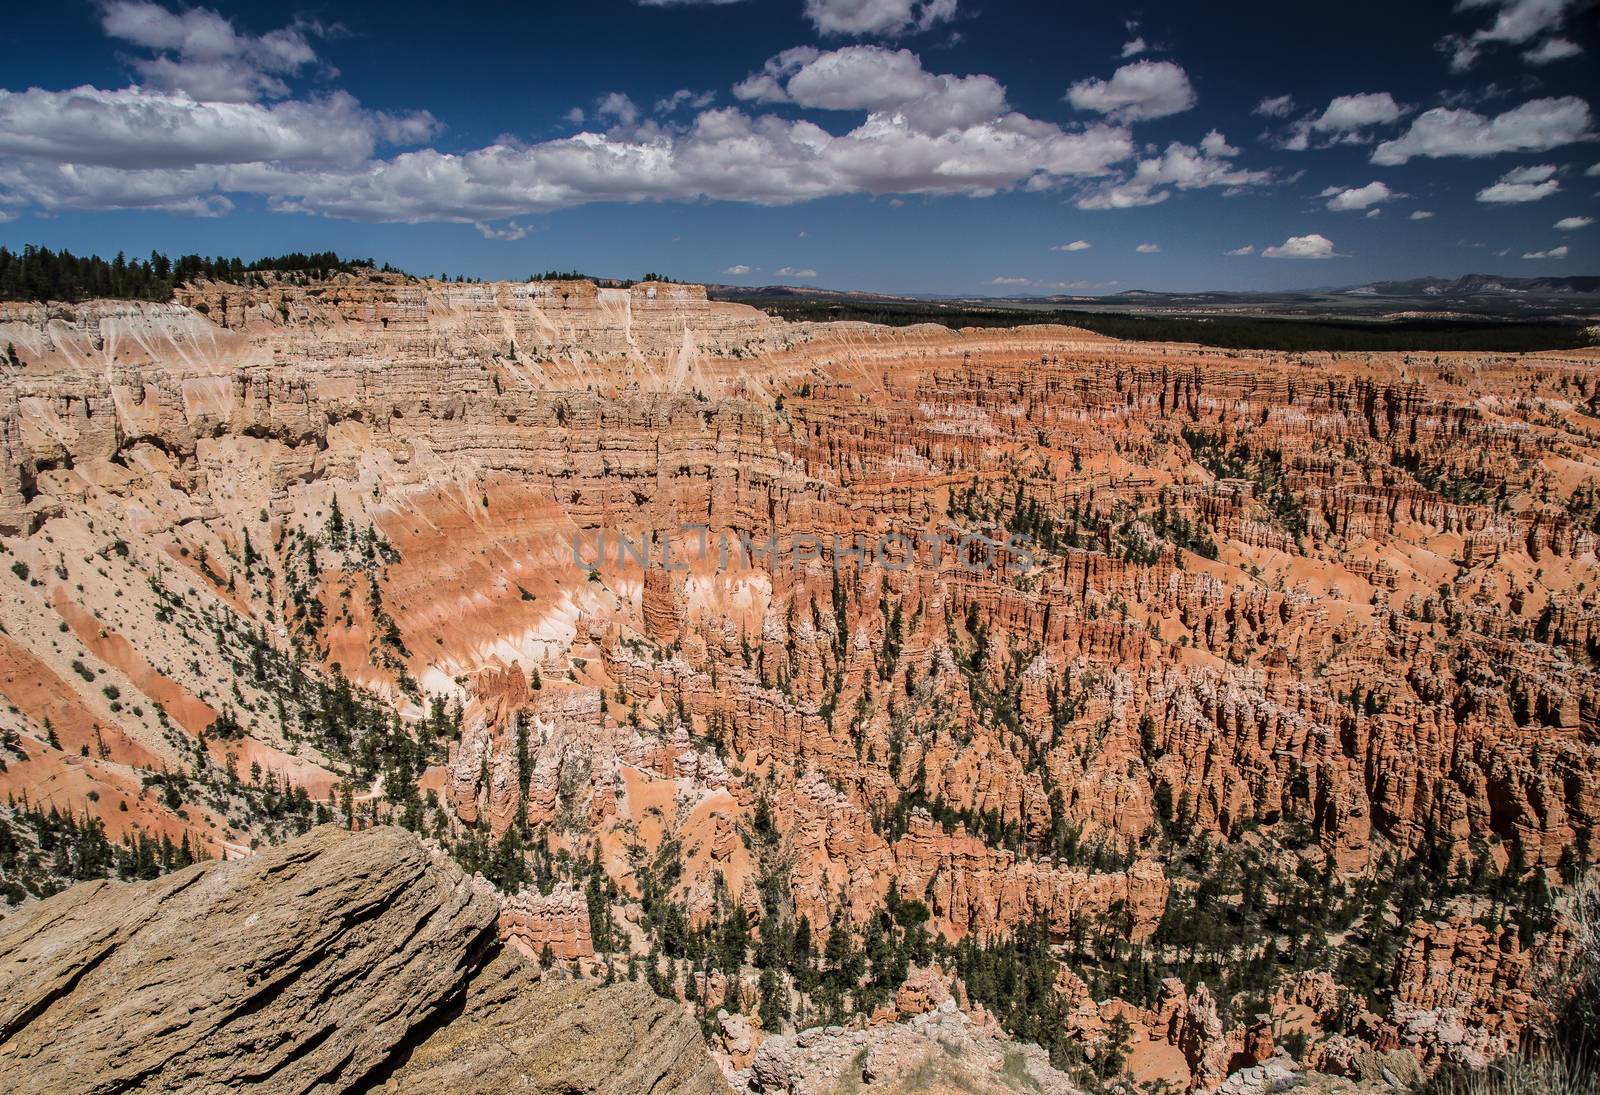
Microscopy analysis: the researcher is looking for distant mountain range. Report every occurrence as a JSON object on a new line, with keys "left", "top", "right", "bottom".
{"left": 711, "top": 274, "right": 1600, "bottom": 322}
{"left": 1340, "top": 274, "right": 1600, "bottom": 298}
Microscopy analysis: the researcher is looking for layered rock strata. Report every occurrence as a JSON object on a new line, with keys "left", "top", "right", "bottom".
{"left": 0, "top": 824, "right": 724, "bottom": 1095}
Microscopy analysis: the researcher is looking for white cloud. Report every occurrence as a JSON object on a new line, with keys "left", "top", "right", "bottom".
{"left": 1522, "top": 245, "right": 1569, "bottom": 258}
{"left": 723, "top": 263, "right": 752, "bottom": 274}
{"left": 1587, "top": 163, "right": 1600, "bottom": 176}
{"left": 1053, "top": 240, "right": 1091, "bottom": 251}
{"left": 737, "top": 45, "right": 1006, "bottom": 131}
{"left": 1321, "top": 180, "right": 1399, "bottom": 211}
{"left": 0, "top": 86, "right": 433, "bottom": 169}
{"left": 1225, "top": 245, "right": 1254, "bottom": 255}
{"left": 655, "top": 89, "right": 715, "bottom": 114}
{"left": 595, "top": 92, "right": 639, "bottom": 126}
{"left": 1476, "top": 163, "right": 1560, "bottom": 202}
{"left": 1409, "top": 210, "right": 1435, "bottom": 219}
{"left": 1313, "top": 92, "right": 1405, "bottom": 133}
{"left": 0, "top": 158, "right": 236, "bottom": 215}
{"left": 1120, "top": 36, "right": 1147, "bottom": 58}
{"left": 1524, "top": 37, "right": 1581, "bottom": 64}
{"left": 1135, "top": 242, "right": 1160, "bottom": 253}
{"left": 0, "top": 4, "right": 434, "bottom": 208}
{"left": 731, "top": 47, "right": 816, "bottom": 104}
{"left": 1262, "top": 233, "right": 1339, "bottom": 259}
{"left": 100, "top": 1, "right": 326, "bottom": 102}
{"left": 1067, "top": 60, "right": 1195, "bottom": 123}
{"left": 1273, "top": 93, "right": 1406, "bottom": 152}
{"left": 991, "top": 275, "right": 1032, "bottom": 284}
{"left": 1555, "top": 215, "right": 1592, "bottom": 229}
{"left": 776, "top": 265, "right": 817, "bottom": 277}
{"left": 1074, "top": 129, "right": 1269, "bottom": 209}
{"left": 1441, "top": 0, "right": 1582, "bottom": 71}
{"left": 474, "top": 220, "right": 529, "bottom": 240}
{"left": 0, "top": 40, "right": 1143, "bottom": 222}
{"left": 804, "top": 0, "right": 958, "bottom": 38}
{"left": 1254, "top": 94, "right": 1296, "bottom": 119}
{"left": 1372, "top": 97, "right": 1592, "bottom": 164}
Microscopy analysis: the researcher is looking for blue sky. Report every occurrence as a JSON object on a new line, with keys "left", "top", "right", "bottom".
{"left": 0, "top": 0, "right": 1595, "bottom": 293}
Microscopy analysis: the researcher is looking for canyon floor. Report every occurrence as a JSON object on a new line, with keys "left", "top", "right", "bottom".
{"left": 1, "top": 270, "right": 1597, "bottom": 1093}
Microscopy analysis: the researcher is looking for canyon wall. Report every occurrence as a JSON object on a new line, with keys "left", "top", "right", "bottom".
{"left": 1, "top": 271, "right": 1596, "bottom": 1090}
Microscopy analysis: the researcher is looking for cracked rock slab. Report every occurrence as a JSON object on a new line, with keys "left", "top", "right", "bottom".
{"left": 0, "top": 825, "right": 498, "bottom": 1095}
{"left": 382, "top": 950, "right": 729, "bottom": 1095}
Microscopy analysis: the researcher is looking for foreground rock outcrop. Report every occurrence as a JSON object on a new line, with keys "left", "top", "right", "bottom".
{"left": 0, "top": 824, "right": 726, "bottom": 1095}
{"left": 385, "top": 950, "right": 727, "bottom": 1094}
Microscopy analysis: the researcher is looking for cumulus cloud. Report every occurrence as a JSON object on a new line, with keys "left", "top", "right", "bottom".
{"left": 1067, "top": 60, "right": 1195, "bottom": 123}
{"left": 1074, "top": 130, "right": 1269, "bottom": 209}
{"left": 594, "top": 92, "right": 640, "bottom": 126}
{"left": 776, "top": 265, "right": 817, "bottom": 277}
{"left": 1053, "top": 240, "right": 1091, "bottom": 251}
{"left": 736, "top": 45, "right": 1006, "bottom": 131}
{"left": 1372, "top": 96, "right": 1592, "bottom": 164}
{"left": 1135, "top": 242, "right": 1160, "bottom": 253}
{"left": 1314, "top": 92, "right": 1405, "bottom": 133}
{"left": 1253, "top": 94, "right": 1295, "bottom": 119}
{"left": 1441, "top": 0, "right": 1583, "bottom": 71}
{"left": 1273, "top": 92, "right": 1406, "bottom": 151}
{"left": 991, "top": 275, "right": 1032, "bottom": 284}
{"left": 1522, "top": 244, "right": 1568, "bottom": 258}
{"left": 0, "top": 158, "right": 237, "bottom": 215}
{"left": 0, "top": 4, "right": 441, "bottom": 218}
{"left": 0, "top": 37, "right": 1142, "bottom": 222}
{"left": 803, "top": 0, "right": 958, "bottom": 38}
{"left": 1120, "top": 36, "right": 1147, "bottom": 58}
{"left": 1321, "top": 180, "right": 1399, "bottom": 211}
{"left": 0, "top": 86, "right": 432, "bottom": 170}
{"left": 100, "top": 1, "right": 328, "bottom": 102}
{"left": 1476, "top": 163, "right": 1560, "bottom": 202}
{"left": 1225, "top": 245, "right": 1254, "bottom": 255}
{"left": 1410, "top": 210, "right": 1435, "bottom": 219}
{"left": 1555, "top": 215, "right": 1592, "bottom": 229}
{"left": 1262, "top": 233, "right": 1339, "bottom": 259}
{"left": 723, "top": 263, "right": 752, "bottom": 274}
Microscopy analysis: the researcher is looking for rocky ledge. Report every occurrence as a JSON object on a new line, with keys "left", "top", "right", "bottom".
{"left": 742, "top": 1001, "right": 1079, "bottom": 1095}
{"left": 0, "top": 825, "right": 727, "bottom": 1095}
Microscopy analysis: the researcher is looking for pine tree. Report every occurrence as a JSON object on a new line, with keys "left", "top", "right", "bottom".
{"left": 757, "top": 966, "right": 787, "bottom": 1032}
